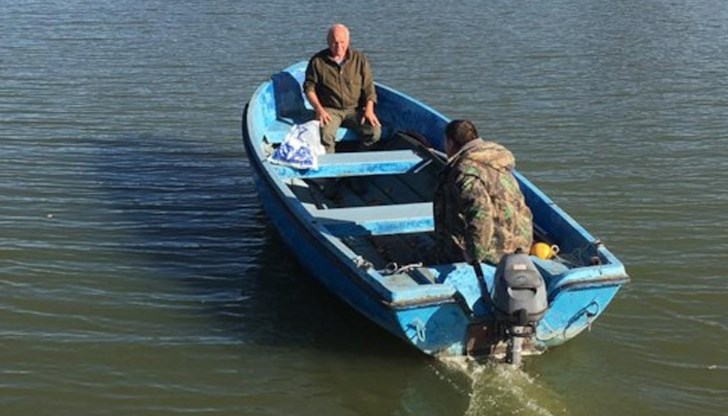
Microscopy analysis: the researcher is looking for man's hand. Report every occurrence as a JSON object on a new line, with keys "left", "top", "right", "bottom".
{"left": 306, "top": 90, "right": 332, "bottom": 126}
{"left": 316, "top": 107, "right": 332, "bottom": 126}
{"left": 361, "top": 101, "right": 381, "bottom": 127}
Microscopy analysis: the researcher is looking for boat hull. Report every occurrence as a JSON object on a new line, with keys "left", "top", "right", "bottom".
{"left": 242, "top": 61, "right": 629, "bottom": 359}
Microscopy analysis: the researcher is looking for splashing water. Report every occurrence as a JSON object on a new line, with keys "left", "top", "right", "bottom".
{"left": 437, "top": 357, "right": 569, "bottom": 416}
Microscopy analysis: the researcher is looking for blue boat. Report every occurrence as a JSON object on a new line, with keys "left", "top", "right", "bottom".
{"left": 241, "top": 61, "right": 629, "bottom": 363}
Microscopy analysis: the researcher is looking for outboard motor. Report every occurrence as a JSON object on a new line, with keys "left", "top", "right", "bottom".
{"left": 492, "top": 253, "right": 548, "bottom": 365}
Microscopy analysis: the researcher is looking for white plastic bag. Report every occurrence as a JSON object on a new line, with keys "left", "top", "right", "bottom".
{"left": 268, "top": 120, "right": 325, "bottom": 170}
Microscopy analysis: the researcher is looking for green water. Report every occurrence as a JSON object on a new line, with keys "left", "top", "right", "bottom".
{"left": 1, "top": 0, "right": 726, "bottom": 414}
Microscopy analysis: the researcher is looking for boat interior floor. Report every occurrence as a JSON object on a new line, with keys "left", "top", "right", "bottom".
{"left": 281, "top": 133, "right": 442, "bottom": 270}
{"left": 277, "top": 131, "right": 580, "bottom": 277}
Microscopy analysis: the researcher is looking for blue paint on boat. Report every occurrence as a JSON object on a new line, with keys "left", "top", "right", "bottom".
{"left": 241, "top": 61, "right": 629, "bottom": 360}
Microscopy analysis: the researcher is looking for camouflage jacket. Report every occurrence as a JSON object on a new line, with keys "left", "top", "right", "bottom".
{"left": 433, "top": 139, "right": 533, "bottom": 265}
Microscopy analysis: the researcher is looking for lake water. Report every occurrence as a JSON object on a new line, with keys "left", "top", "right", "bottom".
{"left": 2, "top": 0, "right": 726, "bottom": 415}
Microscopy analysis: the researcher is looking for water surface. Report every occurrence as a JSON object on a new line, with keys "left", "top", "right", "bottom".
{"left": 1, "top": 0, "right": 726, "bottom": 415}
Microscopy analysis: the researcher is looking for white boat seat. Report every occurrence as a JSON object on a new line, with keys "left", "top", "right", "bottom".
{"left": 272, "top": 149, "right": 426, "bottom": 179}
{"left": 308, "top": 202, "right": 433, "bottom": 236}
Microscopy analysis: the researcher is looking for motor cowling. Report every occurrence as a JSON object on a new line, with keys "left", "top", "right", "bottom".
{"left": 492, "top": 253, "right": 548, "bottom": 327}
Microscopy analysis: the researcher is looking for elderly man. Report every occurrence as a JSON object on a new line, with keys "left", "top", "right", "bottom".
{"left": 433, "top": 120, "right": 533, "bottom": 265}
{"left": 303, "top": 24, "right": 381, "bottom": 154}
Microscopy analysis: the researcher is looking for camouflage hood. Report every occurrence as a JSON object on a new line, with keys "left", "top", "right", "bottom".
{"left": 449, "top": 139, "right": 516, "bottom": 173}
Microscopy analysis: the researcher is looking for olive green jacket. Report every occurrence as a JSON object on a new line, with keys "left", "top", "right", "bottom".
{"left": 303, "top": 48, "right": 377, "bottom": 111}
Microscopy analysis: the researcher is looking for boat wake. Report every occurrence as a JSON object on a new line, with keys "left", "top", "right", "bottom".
{"left": 437, "top": 357, "right": 568, "bottom": 416}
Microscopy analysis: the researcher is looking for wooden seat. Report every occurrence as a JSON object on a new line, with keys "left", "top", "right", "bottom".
{"left": 271, "top": 149, "right": 427, "bottom": 179}
{"left": 308, "top": 202, "right": 433, "bottom": 236}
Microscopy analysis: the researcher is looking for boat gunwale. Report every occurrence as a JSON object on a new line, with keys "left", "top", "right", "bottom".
{"left": 242, "top": 61, "right": 631, "bottom": 357}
